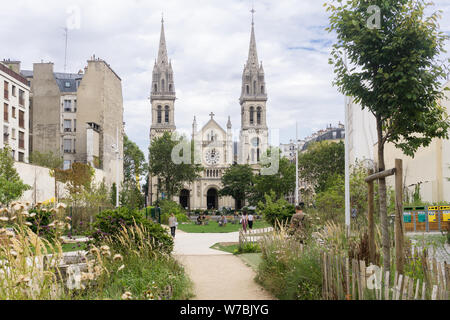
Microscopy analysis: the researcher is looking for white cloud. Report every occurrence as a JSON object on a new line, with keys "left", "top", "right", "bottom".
{"left": 0, "top": 0, "right": 449, "bottom": 160}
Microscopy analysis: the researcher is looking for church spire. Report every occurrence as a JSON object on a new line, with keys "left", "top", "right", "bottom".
{"left": 157, "top": 15, "right": 169, "bottom": 66}
{"left": 247, "top": 7, "right": 259, "bottom": 67}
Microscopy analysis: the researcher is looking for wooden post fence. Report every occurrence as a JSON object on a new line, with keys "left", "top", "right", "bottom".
{"left": 365, "top": 159, "right": 404, "bottom": 273}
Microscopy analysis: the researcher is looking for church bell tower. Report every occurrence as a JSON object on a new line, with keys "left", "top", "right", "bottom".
{"left": 239, "top": 9, "right": 269, "bottom": 164}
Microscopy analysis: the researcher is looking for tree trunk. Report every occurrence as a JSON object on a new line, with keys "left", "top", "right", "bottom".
{"left": 377, "top": 116, "right": 390, "bottom": 273}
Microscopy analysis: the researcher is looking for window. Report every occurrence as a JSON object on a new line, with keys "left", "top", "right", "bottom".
{"left": 12, "top": 107, "right": 16, "bottom": 119}
{"left": 253, "top": 80, "right": 256, "bottom": 94}
{"left": 11, "top": 128, "right": 15, "bottom": 140}
{"left": 19, "top": 110, "right": 25, "bottom": 128}
{"left": 63, "top": 160, "right": 71, "bottom": 170}
{"left": 64, "top": 120, "right": 72, "bottom": 132}
{"left": 165, "top": 106, "right": 169, "bottom": 123}
{"left": 246, "top": 85, "right": 249, "bottom": 94}
{"left": 161, "top": 79, "right": 165, "bottom": 92}
{"left": 12, "top": 86, "right": 16, "bottom": 97}
{"left": 73, "top": 119, "right": 77, "bottom": 132}
{"left": 18, "top": 152, "right": 24, "bottom": 162}
{"left": 157, "top": 106, "right": 162, "bottom": 123}
{"left": 73, "top": 100, "right": 77, "bottom": 112}
{"left": 154, "top": 84, "right": 157, "bottom": 92}
{"left": 3, "top": 126, "right": 8, "bottom": 144}
{"left": 257, "top": 107, "right": 262, "bottom": 125}
{"left": 3, "top": 103, "right": 8, "bottom": 122}
{"left": 257, "top": 148, "right": 260, "bottom": 162}
{"left": 65, "top": 81, "right": 71, "bottom": 88}
{"left": 18, "top": 131, "right": 25, "bottom": 149}
{"left": 261, "top": 85, "right": 264, "bottom": 94}
{"left": 4, "top": 81, "right": 8, "bottom": 100}
{"left": 18, "top": 89, "right": 24, "bottom": 106}
{"left": 64, "top": 139, "right": 72, "bottom": 153}
{"left": 64, "top": 100, "right": 72, "bottom": 112}
{"left": 169, "top": 84, "right": 172, "bottom": 92}
{"left": 249, "top": 107, "right": 254, "bottom": 125}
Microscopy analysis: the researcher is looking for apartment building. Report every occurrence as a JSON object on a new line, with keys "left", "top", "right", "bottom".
{"left": 0, "top": 61, "right": 30, "bottom": 162}
{"left": 4, "top": 57, "right": 124, "bottom": 188}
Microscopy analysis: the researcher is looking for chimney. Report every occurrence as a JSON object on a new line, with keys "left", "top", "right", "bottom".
{"left": 3, "top": 60, "right": 21, "bottom": 74}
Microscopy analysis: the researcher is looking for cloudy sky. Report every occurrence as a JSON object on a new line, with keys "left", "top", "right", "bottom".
{"left": 1, "top": 0, "right": 449, "bottom": 159}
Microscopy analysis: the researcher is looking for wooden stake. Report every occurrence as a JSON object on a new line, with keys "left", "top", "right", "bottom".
{"left": 384, "top": 271, "right": 390, "bottom": 300}
{"left": 368, "top": 169, "right": 376, "bottom": 264}
{"left": 395, "top": 159, "right": 404, "bottom": 274}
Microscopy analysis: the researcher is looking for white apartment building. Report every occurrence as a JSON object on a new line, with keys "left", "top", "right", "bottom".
{"left": 0, "top": 61, "right": 30, "bottom": 162}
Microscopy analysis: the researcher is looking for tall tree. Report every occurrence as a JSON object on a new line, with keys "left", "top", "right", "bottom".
{"left": 29, "top": 150, "right": 64, "bottom": 202}
{"left": 298, "top": 141, "right": 345, "bottom": 193}
{"left": 326, "top": 0, "right": 450, "bottom": 271}
{"left": 148, "top": 132, "right": 202, "bottom": 200}
{"left": 251, "top": 154, "right": 296, "bottom": 205}
{"left": 123, "top": 135, "right": 147, "bottom": 185}
{"left": 219, "top": 164, "right": 255, "bottom": 209}
{"left": 0, "top": 147, "right": 31, "bottom": 206}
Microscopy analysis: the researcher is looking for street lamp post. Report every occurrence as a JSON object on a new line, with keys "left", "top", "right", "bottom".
{"left": 295, "top": 122, "right": 299, "bottom": 205}
{"left": 112, "top": 126, "right": 122, "bottom": 208}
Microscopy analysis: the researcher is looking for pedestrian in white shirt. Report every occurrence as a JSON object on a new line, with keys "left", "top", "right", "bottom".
{"left": 248, "top": 213, "right": 254, "bottom": 230}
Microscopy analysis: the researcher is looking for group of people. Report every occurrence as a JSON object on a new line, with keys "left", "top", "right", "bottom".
{"left": 240, "top": 210, "right": 254, "bottom": 233}
{"left": 167, "top": 202, "right": 306, "bottom": 239}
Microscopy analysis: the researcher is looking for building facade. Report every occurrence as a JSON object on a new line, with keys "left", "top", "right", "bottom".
{"left": 0, "top": 61, "right": 30, "bottom": 162}
{"left": 11, "top": 58, "right": 124, "bottom": 188}
{"left": 148, "top": 16, "right": 270, "bottom": 210}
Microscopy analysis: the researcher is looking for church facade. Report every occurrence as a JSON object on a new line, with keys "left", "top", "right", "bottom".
{"left": 149, "top": 15, "right": 269, "bottom": 210}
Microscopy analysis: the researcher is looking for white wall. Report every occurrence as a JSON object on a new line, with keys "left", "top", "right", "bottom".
{"left": 15, "top": 162, "right": 107, "bottom": 204}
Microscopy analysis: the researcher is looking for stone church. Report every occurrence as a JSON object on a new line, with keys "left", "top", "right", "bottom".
{"left": 149, "top": 14, "right": 269, "bottom": 210}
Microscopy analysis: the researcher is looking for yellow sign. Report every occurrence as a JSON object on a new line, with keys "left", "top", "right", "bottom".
{"left": 443, "top": 211, "right": 450, "bottom": 222}
{"left": 428, "top": 206, "right": 439, "bottom": 211}
{"left": 428, "top": 212, "right": 437, "bottom": 222}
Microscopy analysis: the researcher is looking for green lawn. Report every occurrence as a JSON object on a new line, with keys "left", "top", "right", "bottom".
{"left": 178, "top": 220, "right": 271, "bottom": 233}
{"left": 61, "top": 242, "right": 88, "bottom": 252}
{"left": 210, "top": 242, "right": 240, "bottom": 254}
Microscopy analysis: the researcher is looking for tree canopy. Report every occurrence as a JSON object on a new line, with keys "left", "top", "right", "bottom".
{"left": 0, "top": 147, "right": 31, "bottom": 205}
{"left": 298, "top": 141, "right": 345, "bottom": 193}
{"left": 219, "top": 164, "right": 255, "bottom": 208}
{"left": 148, "top": 132, "right": 203, "bottom": 200}
{"left": 326, "top": 0, "right": 450, "bottom": 272}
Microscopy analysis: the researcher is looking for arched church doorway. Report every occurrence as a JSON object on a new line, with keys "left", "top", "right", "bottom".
{"left": 207, "top": 188, "right": 219, "bottom": 210}
{"left": 180, "top": 189, "right": 190, "bottom": 210}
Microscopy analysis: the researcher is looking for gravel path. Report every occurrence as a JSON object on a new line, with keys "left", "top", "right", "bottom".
{"left": 173, "top": 230, "right": 274, "bottom": 300}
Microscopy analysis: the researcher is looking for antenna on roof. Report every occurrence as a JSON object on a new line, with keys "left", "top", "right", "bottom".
{"left": 63, "top": 27, "right": 69, "bottom": 72}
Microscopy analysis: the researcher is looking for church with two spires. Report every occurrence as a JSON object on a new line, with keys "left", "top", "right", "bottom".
{"left": 149, "top": 13, "right": 270, "bottom": 210}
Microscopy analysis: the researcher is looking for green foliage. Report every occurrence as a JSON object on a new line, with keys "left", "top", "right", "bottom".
{"left": 57, "top": 163, "right": 95, "bottom": 206}
{"left": 119, "top": 182, "right": 144, "bottom": 211}
{"left": 326, "top": 0, "right": 450, "bottom": 157}
{"left": 219, "top": 164, "right": 254, "bottom": 208}
{"left": 123, "top": 135, "right": 147, "bottom": 185}
{"left": 0, "top": 147, "right": 31, "bottom": 205}
{"left": 83, "top": 180, "right": 112, "bottom": 209}
{"left": 29, "top": 151, "right": 63, "bottom": 169}
{"left": 26, "top": 208, "right": 57, "bottom": 241}
{"left": 257, "top": 235, "right": 322, "bottom": 300}
{"left": 91, "top": 207, "right": 173, "bottom": 253}
{"left": 157, "top": 199, "right": 185, "bottom": 215}
{"left": 110, "top": 183, "right": 117, "bottom": 207}
{"left": 257, "top": 191, "right": 295, "bottom": 227}
{"left": 149, "top": 132, "right": 202, "bottom": 199}
{"left": 237, "top": 242, "right": 261, "bottom": 254}
{"left": 298, "top": 141, "right": 344, "bottom": 193}
{"left": 250, "top": 155, "right": 296, "bottom": 205}
{"left": 315, "top": 163, "right": 372, "bottom": 224}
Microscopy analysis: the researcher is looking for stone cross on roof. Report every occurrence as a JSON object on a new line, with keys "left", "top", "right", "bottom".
{"left": 209, "top": 112, "right": 215, "bottom": 119}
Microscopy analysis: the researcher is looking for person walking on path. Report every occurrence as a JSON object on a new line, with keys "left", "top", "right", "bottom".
{"left": 290, "top": 202, "right": 306, "bottom": 241}
{"left": 241, "top": 210, "right": 249, "bottom": 233}
{"left": 248, "top": 212, "right": 254, "bottom": 230}
{"left": 169, "top": 213, "right": 178, "bottom": 238}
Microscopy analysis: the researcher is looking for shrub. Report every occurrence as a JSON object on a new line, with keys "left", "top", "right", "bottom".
{"left": 26, "top": 208, "right": 57, "bottom": 241}
{"left": 91, "top": 207, "right": 173, "bottom": 253}
{"left": 237, "top": 242, "right": 261, "bottom": 254}
{"left": 256, "top": 226, "right": 322, "bottom": 300}
{"left": 257, "top": 191, "right": 295, "bottom": 227}
{"left": 157, "top": 200, "right": 185, "bottom": 216}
